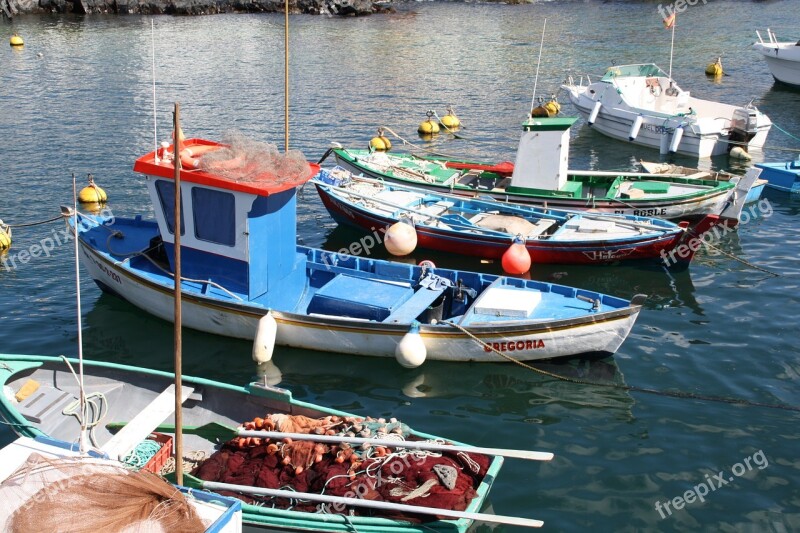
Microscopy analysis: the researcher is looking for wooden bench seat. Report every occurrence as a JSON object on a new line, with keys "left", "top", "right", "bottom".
{"left": 102, "top": 384, "right": 195, "bottom": 461}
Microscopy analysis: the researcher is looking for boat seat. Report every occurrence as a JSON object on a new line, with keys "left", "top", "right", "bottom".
{"left": 101, "top": 383, "right": 195, "bottom": 461}
{"left": 307, "top": 274, "right": 414, "bottom": 322}
{"left": 415, "top": 201, "right": 454, "bottom": 220}
{"left": 683, "top": 171, "right": 712, "bottom": 180}
{"left": 458, "top": 278, "right": 542, "bottom": 326}
{"left": 617, "top": 182, "right": 646, "bottom": 199}
{"left": 562, "top": 218, "right": 615, "bottom": 233}
{"left": 18, "top": 384, "right": 74, "bottom": 425}
{"left": 383, "top": 285, "right": 447, "bottom": 324}
{"left": 526, "top": 218, "right": 558, "bottom": 238}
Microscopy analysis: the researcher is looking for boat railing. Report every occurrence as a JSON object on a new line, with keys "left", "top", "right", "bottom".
{"left": 756, "top": 28, "right": 780, "bottom": 45}
{"left": 564, "top": 74, "right": 591, "bottom": 88}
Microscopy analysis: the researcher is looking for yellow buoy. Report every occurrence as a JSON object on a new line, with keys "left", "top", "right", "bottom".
{"left": 369, "top": 128, "right": 392, "bottom": 151}
{"left": 439, "top": 105, "right": 461, "bottom": 129}
{"left": 418, "top": 111, "right": 440, "bottom": 135}
{"left": 705, "top": 57, "right": 723, "bottom": 77}
{"left": 531, "top": 99, "right": 561, "bottom": 118}
{"left": 9, "top": 33, "right": 24, "bottom": 47}
{"left": 0, "top": 221, "right": 11, "bottom": 252}
{"left": 78, "top": 174, "right": 108, "bottom": 204}
{"left": 418, "top": 120, "right": 440, "bottom": 135}
{"left": 730, "top": 146, "right": 752, "bottom": 160}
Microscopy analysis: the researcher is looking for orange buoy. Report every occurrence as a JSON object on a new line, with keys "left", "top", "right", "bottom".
{"left": 179, "top": 145, "right": 220, "bottom": 169}
{"left": 501, "top": 236, "right": 531, "bottom": 275}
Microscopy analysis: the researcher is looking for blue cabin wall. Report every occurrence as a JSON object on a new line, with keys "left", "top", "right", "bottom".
{"left": 247, "top": 189, "right": 307, "bottom": 307}
{"left": 145, "top": 176, "right": 307, "bottom": 306}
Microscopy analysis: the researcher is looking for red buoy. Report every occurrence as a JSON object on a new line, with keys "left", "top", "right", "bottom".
{"left": 501, "top": 236, "right": 531, "bottom": 275}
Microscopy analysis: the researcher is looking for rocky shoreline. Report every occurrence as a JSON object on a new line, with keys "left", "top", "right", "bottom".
{"left": 2, "top": 0, "right": 392, "bottom": 18}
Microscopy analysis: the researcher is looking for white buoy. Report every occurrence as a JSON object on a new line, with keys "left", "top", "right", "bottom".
{"left": 730, "top": 146, "right": 752, "bottom": 160}
{"left": 629, "top": 115, "right": 643, "bottom": 141}
{"left": 395, "top": 321, "right": 427, "bottom": 368}
{"left": 384, "top": 219, "right": 418, "bottom": 256}
{"left": 669, "top": 125, "right": 684, "bottom": 153}
{"left": 588, "top": 101, "right": 602, "bottom": 126}
{"left": 252, "top": 311, "right": 277, "bottom": 363}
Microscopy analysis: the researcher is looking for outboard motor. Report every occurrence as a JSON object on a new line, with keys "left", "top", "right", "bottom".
{"left": 728, "top": 105, "right": 760, "bottom": 151}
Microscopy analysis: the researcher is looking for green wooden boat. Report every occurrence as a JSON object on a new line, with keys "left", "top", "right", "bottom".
{"left": 0, "top": 353, "right": 529, "bottom": 532}
{"left": 327, "top": 117, "right": 759, "bottom": 224}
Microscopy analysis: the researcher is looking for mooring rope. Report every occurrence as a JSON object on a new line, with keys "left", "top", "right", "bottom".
{"left": 771, "top": 122, "right": 800, "bottom": 144}
{"left": 7, "top": 214, "right": 65, "bottom": 228}
{"left": 446, "top": 321, "right": 800, "bottom": 413}
{"left": 701, "top": 241, "right": 780, "bottom": 276}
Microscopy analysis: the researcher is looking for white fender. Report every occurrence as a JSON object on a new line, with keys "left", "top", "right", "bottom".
{"left": 252, "top": 311, "right": 277, "bottom": 363}
{"left": 629, "top": 115, "right": 644, "bottom": 141}
{"left": 588, "top": 101, "right": 602, "bottom": 126}
{"left": 395, "top": 322, "right": 427, "bottom": 368}
{"left": 669, "top": 126, "right": 684, "bottom": 153}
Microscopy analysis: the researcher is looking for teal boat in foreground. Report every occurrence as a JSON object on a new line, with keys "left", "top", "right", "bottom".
{"left": 0, "top": 353, "right": 542, "bottom": 532}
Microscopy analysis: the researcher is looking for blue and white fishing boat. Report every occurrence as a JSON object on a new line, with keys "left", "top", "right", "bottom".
{"left": 755, "top": 159, "right": 800, "bottom": 193}
{"left": 313, "top": 167, "right": 721, "bottom": 267}
{"left": 73, "top": 133, "right": 647, "bottom": 364}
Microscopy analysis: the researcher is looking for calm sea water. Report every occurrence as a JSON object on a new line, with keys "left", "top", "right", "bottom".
{"left": 2, "top": 2, "right": 800, "bottom": 530}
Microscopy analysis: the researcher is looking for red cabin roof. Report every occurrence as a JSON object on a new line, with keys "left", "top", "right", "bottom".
{"left": 133, "top": 138, "right": 319, "bottom": 196}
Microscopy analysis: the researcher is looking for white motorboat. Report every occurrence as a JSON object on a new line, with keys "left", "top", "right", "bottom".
{"left": 561, "top": 63, "right": 772, "bottom": 158}
{"left": 753, "top": 29, "right": 800, "bottom": 88}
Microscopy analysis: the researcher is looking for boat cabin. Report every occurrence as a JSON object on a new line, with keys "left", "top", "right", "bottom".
{"left": 132, "top": 139, "right": 317, "bottom": 307}
{"left": 509, "top": 116, "right": 578, "bottom": 194}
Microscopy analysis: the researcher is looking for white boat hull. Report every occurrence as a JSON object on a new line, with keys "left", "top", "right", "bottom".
{"left": 80, "top": 243, "right": 641, "bottom": 362}
{"left": 566, "top": 90, "right": 769, "bottom": 158}
{"left": 754, "top": 43, "right": 800, "bottom": 87}
{"left": 562, "top": 65, "right": 771, "bottom": 158}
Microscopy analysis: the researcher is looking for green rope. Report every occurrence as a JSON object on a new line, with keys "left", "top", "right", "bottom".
{"left": 772, "top": 122, "right": 800, "bottom": 144}
{"left": 121, "top": 439, "right": 163, "bottom": 469}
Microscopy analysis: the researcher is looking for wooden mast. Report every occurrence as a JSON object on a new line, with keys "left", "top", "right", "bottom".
{"left": 172, "top": 103, "right": 184, "bottom": 486}
{"left": 284, "top": 0, "right": 289, "bottom": 152}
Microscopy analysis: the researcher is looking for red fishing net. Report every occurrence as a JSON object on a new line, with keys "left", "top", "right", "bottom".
{"left": 194, "top": 414, "right": 490, "bottom": 522}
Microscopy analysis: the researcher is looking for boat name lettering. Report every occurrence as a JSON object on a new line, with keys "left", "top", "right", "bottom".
{"left": 634, "top": 208, "right": 667, "bottom": 217}
{"left": 483, "top": 339, "right": 545, "bottom": 353}
{"left": 90, "top": 255, "right": 122, "bottom": 284}
{"left": 613, "top": 208, "right": 667, "bottom": 216}
{"left": 640, "top": 124, "right": 674, "bottom": 135}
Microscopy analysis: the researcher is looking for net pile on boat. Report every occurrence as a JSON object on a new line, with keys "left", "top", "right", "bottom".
{"left": 194, "top": 413, "right": 490, "bottom": 521}
{"left": 196, "top": 131, "right": 312, "bottom": 186}
{"left": 0, "top": 454, "right": 206, "bottom": 533}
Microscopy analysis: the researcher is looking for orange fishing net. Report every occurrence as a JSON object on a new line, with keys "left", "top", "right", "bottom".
{"left": 198, "top": 131, "right": 312, "bottom": 186}
{"left": 1, "top": 454, "right": 206, "bottom": 533}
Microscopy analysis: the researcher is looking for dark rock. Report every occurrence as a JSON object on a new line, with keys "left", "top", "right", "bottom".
{"left": 2, "top": 0, "right": 391, "bottom": 16}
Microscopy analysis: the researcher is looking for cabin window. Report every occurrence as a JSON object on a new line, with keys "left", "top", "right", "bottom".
{"left": 155, "top": 180, "right": 184, "bottom": 235}
{"left": 192, "top": 187, "right": 236, "bottom": 246}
